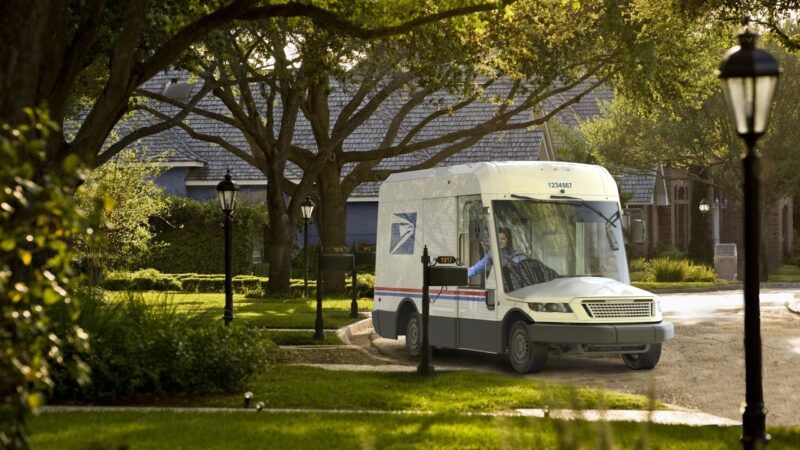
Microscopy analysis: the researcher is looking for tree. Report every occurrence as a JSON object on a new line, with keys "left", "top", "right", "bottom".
{"left": 130, "top": 0, "right": 725, "bottom": 292}
{"left": 681, "top": 0, "right": 800, "bottom": 53}
{"left": 0, "top": 0, "right": 508, "bottom": 170}
{"left": 74, "top": 150, "right": 168, "bottom": 274}
{"left": 573, "top": 40, "right": 800, "bottom": 267}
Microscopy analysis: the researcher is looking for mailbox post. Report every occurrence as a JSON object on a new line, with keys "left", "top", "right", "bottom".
{"left": 351, "top": 246, "right": 376, "bottom": 318}
{"left": 418, "top": 247, "right": 432, "bottom": 375}
{"left": 314, "top": 246, "right": 325, "bottom": 341}
{"left": 314, "top": 246, "right": 356, "bottom": 341}
{"left": 417, "top": 246, "right": 467, "bottom": 376}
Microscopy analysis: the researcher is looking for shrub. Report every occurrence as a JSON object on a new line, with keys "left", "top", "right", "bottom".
{"left": 74, "top": 150, "right": 167, "bottom": 272}
{"left": 777, "top": 265, "right": 800, "bottom": 276}
{"left": 52, "top": 292, "right": 275, "bottom": 403}
{"left": 628, "top": 258, "right": 651, "bottom": 273}
{"left": 1, "top": 112, "right": 95, "bottom": 447}
{"left": 102, "top": 269, "right": 182, "bottom": 291}
{"left": 629, "top": 271, "right": 652, "bottom": 282}
{"left": 651, "top": 258, "right": 690, "bottom": 282}
{"left": 103, "top": 270, "right": 376, "bottom": 298}
{"left": 140, "top": 197, "right": 268, "bottom": 274}
{"left": 181, "top": 275, "right": 265, "bottom": 294}
{"left": 656, "top": 244, "right": 687, "bottom": 260}
{"left": 684, "top": 264, "right": 717, "bottom": 282}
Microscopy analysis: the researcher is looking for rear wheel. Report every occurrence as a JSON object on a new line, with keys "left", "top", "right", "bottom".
{"left": 507, "top": 321, "right": 548, "bottom": 373}
{"left": 622, "top": 343, "right": 662, "bottom": 370}
{"left": 405, "top": 312, "right": 422, "bottom": 356}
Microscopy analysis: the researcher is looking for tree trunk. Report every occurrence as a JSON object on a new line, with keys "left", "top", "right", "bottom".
{"left": 316, "top": 166, "right": 348, "bottom": 293}
{"left": 0, "top": 2, "right": 50, "bottom": 125}
{"left": 265, "top": 166, "right": 295, "bottom": 295}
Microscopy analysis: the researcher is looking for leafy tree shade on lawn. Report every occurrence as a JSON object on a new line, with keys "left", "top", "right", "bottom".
{"left": 28, "top": 411, "right": 800, "bottom": 450}
{"left": 96, "top": 364, "right": 659, "bottom": 412}
{"left": 105, "top": 291, "right": 373, "bottom": 329}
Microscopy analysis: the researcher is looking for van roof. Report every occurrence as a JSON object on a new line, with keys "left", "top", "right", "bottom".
{"left": 380, "top": 161, "right": 618, "bottom": 201}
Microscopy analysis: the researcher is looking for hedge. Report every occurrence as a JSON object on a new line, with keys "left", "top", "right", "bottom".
{"left": 138, "top": 197, "right": 268, "bottom": 275}
{"left": 102, "top": 269, "right": 375, "bottom": 297}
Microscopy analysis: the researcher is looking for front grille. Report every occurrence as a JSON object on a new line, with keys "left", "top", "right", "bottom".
{"left": 582, "top": 300, "right": 653, "bottom": 318}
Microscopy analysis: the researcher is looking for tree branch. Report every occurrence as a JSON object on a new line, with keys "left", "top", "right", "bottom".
{"left": 138, "top": 104, "right": 261, "bottom": 168}
{"left": 98, "top": 82, "right": 216, "bottom": 165}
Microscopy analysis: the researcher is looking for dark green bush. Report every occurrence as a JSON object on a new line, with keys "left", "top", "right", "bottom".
{"left": 139, "top": 197, "right": 268, "bottom": 274}
{"left": 181, "top": 275, "right": 265, "bottom": 294}
{"left": 656, "top": 244, "right": 688, "bottom": 260}
{"left": 102, "top": 269, "right": 182, "bottom": 291}
{"left": 777, "top": 264, "right": 800, "bottom": 276}
{"left": 53, "top": 291, "right": 275, "bottom": 403}
{"left": 103, "top": 269, "right": 375, "bottom": 298}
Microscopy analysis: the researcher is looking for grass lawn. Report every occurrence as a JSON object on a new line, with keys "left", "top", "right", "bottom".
{"left": 106, "top": 291, "right": 373, "bottom": 329}
{"left": 120, "top": 364, "right": 659, "bottom": 413}
{"left": 266, "top": 329, "right": 345, "bottom": 345}
{"left": 29, "top": 410, "right": 800, "bottom": 449}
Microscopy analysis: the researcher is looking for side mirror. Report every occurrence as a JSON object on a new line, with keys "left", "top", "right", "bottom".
{"left": 606, "top": 224, "right": 620, "bottom": 251}
{"left": 485, "top": 290, "right": 495, "bottom": 310}
{"left": 622, "top": 208, "right": 646, "bottom": 244}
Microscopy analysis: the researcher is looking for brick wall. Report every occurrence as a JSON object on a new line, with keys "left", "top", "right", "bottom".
{"left": 718, "top": 196, "right": 792, "bottom": 276}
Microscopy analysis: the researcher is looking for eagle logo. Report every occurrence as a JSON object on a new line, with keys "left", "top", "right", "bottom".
{"left": 390, "top": 212, "right": 417, "bottom": 255}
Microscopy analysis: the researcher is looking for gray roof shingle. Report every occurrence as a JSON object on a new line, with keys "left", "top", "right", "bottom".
{"left": 102, "top": 70, "right": 612, "bottom": 197}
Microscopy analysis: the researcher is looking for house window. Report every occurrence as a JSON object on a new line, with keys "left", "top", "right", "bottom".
{"left": 674, "top": 186, "right": 689, "bottom": 250}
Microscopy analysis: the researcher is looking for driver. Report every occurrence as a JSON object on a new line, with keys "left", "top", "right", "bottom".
{"left": 468, "top": 227, "right": 526, "bottom": 278}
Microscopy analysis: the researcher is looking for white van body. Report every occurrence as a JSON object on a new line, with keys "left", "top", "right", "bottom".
{"left": 372, "top": 161, "right": 674, "bottom": 373}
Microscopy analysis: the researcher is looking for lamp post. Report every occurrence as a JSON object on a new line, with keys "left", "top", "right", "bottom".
{"left": 699, "top": 198, "right": 710, "bottom": 215}
{"left": 301, "top": 195, "right": 315, "bottom": 298}
{"left": 718, "top": 20, "right": 780, "bottom": 450}
{"left": 216, "top": 169, "right": 240, "bottom": 325}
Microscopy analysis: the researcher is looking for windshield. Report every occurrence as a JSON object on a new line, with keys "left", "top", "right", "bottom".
{"left": 491, "top": 199, "right": 629, "bottom": 292}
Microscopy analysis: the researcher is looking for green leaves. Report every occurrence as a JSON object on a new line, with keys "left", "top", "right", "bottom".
{"left": 1, "top": 110, "right": 94, "bottom": 446}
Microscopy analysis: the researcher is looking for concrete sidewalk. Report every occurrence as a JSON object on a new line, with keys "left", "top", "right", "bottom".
{"left": 40, "top": 405, "right": 738, "bottom": 427}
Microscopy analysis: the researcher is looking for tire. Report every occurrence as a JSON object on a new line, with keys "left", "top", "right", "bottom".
{"left": 507, "top": 321, "right": 548, "bottom": 373}
{"left": 405, "top": 312, "right": 422, "bottom": 357}
{"left": 622, "top": 343, "right": 662, "bottom": 370}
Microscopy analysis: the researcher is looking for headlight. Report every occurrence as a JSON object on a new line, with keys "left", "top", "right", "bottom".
{"left": 528, "top": 302, "right": 572, "bottom": 313}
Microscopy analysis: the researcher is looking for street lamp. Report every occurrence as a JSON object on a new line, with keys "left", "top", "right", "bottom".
{"left": 217, "top": 169, "right": 240, "bottom": 325}
{"left": 718, "top": 19, "right": 780, "bottom": 450}
{"left": 699, "top": 198, "right": 710, "bottom": 215}
{"left": 301, "top": 195, "right": 315, "bottom": 298}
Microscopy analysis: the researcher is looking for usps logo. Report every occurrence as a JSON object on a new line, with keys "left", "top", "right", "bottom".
{"left": 390, "top": 212, "right": 417, "bottom": 255}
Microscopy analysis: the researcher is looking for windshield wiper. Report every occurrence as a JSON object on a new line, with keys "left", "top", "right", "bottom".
{"left": 550, "top": 195, "right": 619, "bottom": 228}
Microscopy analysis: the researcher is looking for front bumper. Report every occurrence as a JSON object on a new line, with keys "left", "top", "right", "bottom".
{"left": 526, "top": 321, "right": 674, "bottom": 345}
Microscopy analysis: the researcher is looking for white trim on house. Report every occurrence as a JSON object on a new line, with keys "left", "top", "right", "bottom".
{"left": 347, "top": 197, "right": 379, "bottom": 202}
{"left": 185, "top": 179, "right": 268, "bottom": 186}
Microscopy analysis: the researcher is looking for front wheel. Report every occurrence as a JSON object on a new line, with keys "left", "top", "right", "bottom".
{"left": 507, "top": 321, "right": 548, "bottom": 373}
{"left": 405, "top": 312, "right": 422, "bottom": 356}
{"left": 622, "top": 343, "right": 662, "bottom": 370}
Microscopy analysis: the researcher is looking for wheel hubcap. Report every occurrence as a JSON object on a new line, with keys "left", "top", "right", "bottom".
{"left": 409, "top": 321, "right": 419, "bottom": 347}
{"left": 512, "top": 331, "right": 529, "bottom": 362}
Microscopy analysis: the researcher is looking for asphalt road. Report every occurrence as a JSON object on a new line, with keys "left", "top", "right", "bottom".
{"left": 371, "top": 289, "right": 800, "bottom": 425}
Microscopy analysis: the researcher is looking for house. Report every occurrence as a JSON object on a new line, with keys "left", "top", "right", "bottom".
{"left": 104, "top": 71, "right": 792, "bottom": 275}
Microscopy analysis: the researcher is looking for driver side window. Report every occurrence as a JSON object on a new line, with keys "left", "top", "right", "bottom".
{"left": 458, "top": 196, "right": 485, "bottom": 288}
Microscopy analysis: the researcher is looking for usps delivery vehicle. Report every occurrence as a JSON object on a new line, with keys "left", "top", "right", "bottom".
{"left": 371, "top": 161, "right": 674, "bottom": 373}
